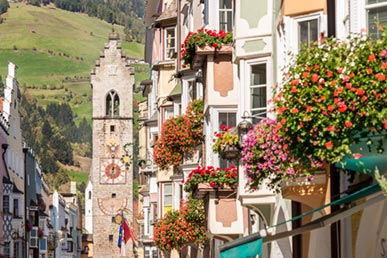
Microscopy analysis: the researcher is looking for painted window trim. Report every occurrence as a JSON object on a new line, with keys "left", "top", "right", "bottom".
{"left": 242, "top": 57, "right": 273, "bottom": 121}
{"left": 164, "top": 26, "right": 176, "bottom": 60}
{"left": 289, "top": 12, "right": 325, "bottom": 54}
{"left": 364, "top": 0, "right": 387, "bottom": 32}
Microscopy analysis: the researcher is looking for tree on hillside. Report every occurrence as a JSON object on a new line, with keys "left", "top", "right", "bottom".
{"left": 77, "top": 117, "right": 92, "bottom": 144}
{"left": 51, "top": 132, "right": 74, "bottom": 165}
{"left": 0, "top": 0, "right": 9, "bottom": 15}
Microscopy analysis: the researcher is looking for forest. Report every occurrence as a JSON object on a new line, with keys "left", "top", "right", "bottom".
{"left": 3, "top": 0, "right": 145, "bottom": 43}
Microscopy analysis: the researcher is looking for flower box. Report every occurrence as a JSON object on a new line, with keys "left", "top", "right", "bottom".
{"left": 193, "top": 182, "right": 236, "bottom": 199}
{"left": 181, "top": 29, "right": 233, "bottom": 69}
{"left": 192, "top": 45, "right": 232, "bottom": 70}
{"left": 184, "top": 165, "right": 238, "bottom": 197}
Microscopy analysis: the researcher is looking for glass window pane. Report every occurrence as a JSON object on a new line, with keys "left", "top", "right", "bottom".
{"left": 251, "top": 87, "right": 267, "bottom": 109}
{"left": 251, "top": 64, "right": 266, "bottom": 85}
{"left": 164, "top": 184, "right": 172, "bottom": 194}
{"left": 299, "top": 19, "right": 318, "bottom": 48}
{"left": 368, "top": 6, "right": 387, "bottom": 37}
{"left": 220, "top": 0, "right": 232, "bottom": 8}
{"left": 164, "top": 196, "right": 172, "bottom": 205}
{"left": 218, "top": 112, "right": 236, "bottom": 130}
{"left": 368, "top": 0, "right": 387, "bottom": 4}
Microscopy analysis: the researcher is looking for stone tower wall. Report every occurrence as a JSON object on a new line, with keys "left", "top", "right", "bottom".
{"left": 90, "top": 34, "right": 135, "bottom": 258}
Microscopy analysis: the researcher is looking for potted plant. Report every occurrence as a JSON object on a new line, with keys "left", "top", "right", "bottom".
{"left": 26, "top": 219, "right": 33, "bottom": 232}
{"left": 240, "top": 118, "right": 322, "bottom": 192}
{"left": 274, "top": 27, "right": 387, "bottom": 166}
{"left": 213, "top": 124, "right": 240, "bottom": 159}
{"left": 183, "top": 165, "right": 238, "bottom": 197}
{"left": 153, "top": 100, "right": 204, "bottom": 170}
{"left": 38, "top": 227, "right": 44, "bottom": 238}
{"left": 153, "top": 197, "right": 206, "bottom": 253}
{"left": 181, "top": 29, "right": 233, "bottom": 68}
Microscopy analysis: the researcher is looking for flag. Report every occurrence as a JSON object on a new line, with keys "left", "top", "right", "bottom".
{"left": 122, "top": 220, "right": 137, "bottom": 246}
{"left": 118, "top": 223, "right": 126, "bottom": 257}
{"left": 118, "top": 224, "right": 123, "bottom": 248}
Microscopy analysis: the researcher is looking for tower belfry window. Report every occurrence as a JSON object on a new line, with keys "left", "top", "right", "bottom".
{"left": 106, "top": 90, "right": 120, "bottom": 116}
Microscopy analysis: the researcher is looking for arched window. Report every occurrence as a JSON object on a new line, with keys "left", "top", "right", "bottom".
{"left": 106, "top": 90, "right": 119, "bottom": 116}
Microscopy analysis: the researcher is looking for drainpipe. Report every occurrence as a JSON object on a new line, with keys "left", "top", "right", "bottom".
{"left": 23, "top": 147, "right": 28, "bottom": 258}
{"left": 327, "top": 1, "right": 340, "bottom": 258}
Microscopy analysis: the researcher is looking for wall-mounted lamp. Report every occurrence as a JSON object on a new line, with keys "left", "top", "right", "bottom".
{"left": 138, "top": 159, "right": 153, "bottom": 169}
{"left": 237, "top": 111, "right": 253, "bottom": 147}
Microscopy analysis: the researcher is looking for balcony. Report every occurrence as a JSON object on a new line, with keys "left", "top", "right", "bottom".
{"left": 238, "top": 174, "right": 276, "bottom": 212}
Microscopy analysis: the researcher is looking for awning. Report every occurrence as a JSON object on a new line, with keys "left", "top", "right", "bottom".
{"left": 220, "top": 183, "right": 384, "bottom": 257}
{"left": 336, "top": 130, "right": 387, "bottom": 174}
{"left": 220, "top": 236, "right": 262, "bottom": 258}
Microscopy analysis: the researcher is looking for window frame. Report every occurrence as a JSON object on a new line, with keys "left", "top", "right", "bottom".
{"left": 164, "top": 26, "right": 176, "bottom": 60}
{"left": 298, "top": 18, "right": 319, "bottom": 50}
{"left": 162, "top": 183, "right": 173, "bottom": 215}
{"left": 3, "top": 195, "right": 10, "bottom": 214}
{"left": 13, "top": 198, "right": 19, "bottom": 218}
{"left": 290, "top": 12, "right": 323, "bottom": 54}
{"left": 249, "top": 62, "right": 269, "bottom": 124}
{"left": 365, "top": 0, "right": 387, "bottom": 37}
{"left": 219, "top": 0, "right": 233, "bottom": 32}
{"left": 106, "top": 90, "right": 120, "bottom": 117}
{"left": 211, "top": 108, "right": 238, "bottom": 168}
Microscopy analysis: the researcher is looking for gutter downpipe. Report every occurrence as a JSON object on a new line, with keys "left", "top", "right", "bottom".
{"left": 23, "top": 147, "right": 28, "bottom": 258}
{"left": 327, "top": 0, "right": 339, "bottom": 257}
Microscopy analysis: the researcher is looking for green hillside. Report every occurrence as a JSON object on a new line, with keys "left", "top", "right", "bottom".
{"left": 0, "top": 3, "right": 147, "bottom": 124}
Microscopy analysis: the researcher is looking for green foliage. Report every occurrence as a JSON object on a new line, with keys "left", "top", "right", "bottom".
{"left": 133, "top": 180, "right": 139, "bottom": 201}
{"left": 0, "top": 0, "right": 9, "bottom": 15}
{"left": 47, "top": 0, "right": 145, "bottom": 43}
{"left": 375, "top": 167, "right": 387, "bottom": 196}
{"left": 20, "top": 92, "right": 92, "bottom": 173}
{"left": 67, "top": 170, "right": 88, "bottom": 184}
{"left": 53, "top": 168, "right": 70, "bottom": 189}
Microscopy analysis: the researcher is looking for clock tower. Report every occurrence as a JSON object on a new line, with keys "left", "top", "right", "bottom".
{"left": 90, "top": 31, "right": 135, "bottom": 257}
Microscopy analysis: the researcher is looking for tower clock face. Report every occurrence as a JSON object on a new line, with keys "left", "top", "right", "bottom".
{"left": 100, "top": 158, "right": 126, "bottom": 184}
{"left": 105, "top": 163, "right": 121, "bottom": 179}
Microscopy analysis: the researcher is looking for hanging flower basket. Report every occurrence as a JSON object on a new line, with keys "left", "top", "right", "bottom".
{"left": 241, "top": 118, "right": 322, "bottom": 192}
{"left": 274, "top": 27, "right": 387, "bottom": 165}
{"left": 154, "top": 100, "right": 204, "bottom": 170}
{"left": 213, "top": 125, "right": 240, "bottom": 160}
{"left": 219, "top": 144, "right": 240, "bottom": 160}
